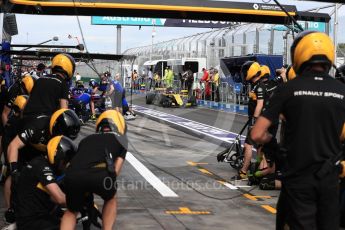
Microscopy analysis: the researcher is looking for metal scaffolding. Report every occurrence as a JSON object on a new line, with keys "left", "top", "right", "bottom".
{"left": 123, "top": 23, "right": 290, "bottom": 68}
{"left": 122, "top": 4, "right": 343, "bottom": 69}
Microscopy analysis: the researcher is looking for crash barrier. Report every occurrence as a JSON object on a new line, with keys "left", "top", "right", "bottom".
{"left": 197, "top": 82, "right": 250, "bottom": 105}
{"left": 196, "top": 100, "right": 247, "bottom": 115}
{"left": 127, "top": 77, "right": 250, "bottom": 114}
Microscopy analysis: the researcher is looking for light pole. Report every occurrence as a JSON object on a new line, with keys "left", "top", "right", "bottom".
{"left": 22, "top": 36, "right": 59, "bottom": 51}
{"left": 150, "top": 20, "right": 156, "bottom": 61}
{"left": 334, "top": 3, "right": 339, "bottom": 67}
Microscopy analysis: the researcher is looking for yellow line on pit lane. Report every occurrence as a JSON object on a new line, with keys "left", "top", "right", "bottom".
{"left": 243, "top": 194, "right": 272, "bottom": 201}
{"left": 198, "top": 168, "right": 214, "bottom": 175}
{"left": 166, "top": 207, "right": 211, "bottom": 215}
{"left": 261, "top": 205, "right": 277, "bottom": 214}
{"left": 186, "top": 161, "right": 209, "bottom": 166}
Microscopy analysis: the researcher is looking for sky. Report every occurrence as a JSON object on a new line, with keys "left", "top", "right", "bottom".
{"left": 10, "top": 0, "right": 345, "bottom": 54}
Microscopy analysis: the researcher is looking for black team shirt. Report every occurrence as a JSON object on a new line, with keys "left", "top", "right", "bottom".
{"left": 23, "top": 74, "right": 69, "bottom": 116}
{"left": 262, "top": 71, "right": 345, "bottom": 179}
{"left": 248, "top": 81, "right": 267, "bottom": 117}
{"left": 67, "top": 133, "right": 127, "bottom": 171}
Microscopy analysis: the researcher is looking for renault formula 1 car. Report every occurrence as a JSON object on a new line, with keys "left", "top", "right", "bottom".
{"left": 145, "top": 88, "right": 197, "bottom": 108}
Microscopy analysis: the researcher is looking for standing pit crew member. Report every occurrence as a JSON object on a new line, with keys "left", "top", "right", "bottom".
{"left": 23, "top": 53, "right": 75, "bottom": 117}
{"left": 251, "top": 31, "right": 345, "bottom": 230}
{"left": 106, "top": 73, "right": 123, "bottom": 112}
{"left": 61, "top": 110, "right": 128, "bottom": 230}
{"left": 253, "top": 65, "right": 279, "bottom": 179}
{"left": 89, "top": 75, "right": 109, "bottom": 120}
{"left": 233, "top": 61, "right": 262, "bottom": 180}
{"left": 15, "top": 135, "right": 76, "bottom": 230}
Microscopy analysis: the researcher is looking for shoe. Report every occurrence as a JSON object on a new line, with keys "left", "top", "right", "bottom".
{"left": 124, "top": 114, "right": 135, "bottom": 120}
{"left": 90, "top": 114, "right": 97, "bottom": 121}
{"left": 231, "top": 170, "right": 248, "bottom": 180}
{"left": 4, "top": 209, "right": 15, "bottom": 224}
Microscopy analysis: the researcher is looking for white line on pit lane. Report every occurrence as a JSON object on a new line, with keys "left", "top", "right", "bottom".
{"left": 126, "top": 152, "right": 179, "bottom": 198}
{"left": 222, "top": 182, "right": 238, "bottom": 190}
{"left": 132, "top": 105, "right": 246, "bottom": 144}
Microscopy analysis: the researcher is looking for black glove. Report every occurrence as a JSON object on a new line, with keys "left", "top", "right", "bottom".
{"left": 9, "top": 162, "right": 18, "bottom": 175}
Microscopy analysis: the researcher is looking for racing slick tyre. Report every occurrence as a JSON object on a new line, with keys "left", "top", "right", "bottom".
{"left": 161, "top": 96, "right": 173, "bottom": 108}
{"left": 146, "top": 93, "right": 155, "bottom": 104}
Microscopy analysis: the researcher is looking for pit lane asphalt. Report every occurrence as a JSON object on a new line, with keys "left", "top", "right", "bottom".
{"left": 0, "top": 98, "right": 279, "bottom": 229}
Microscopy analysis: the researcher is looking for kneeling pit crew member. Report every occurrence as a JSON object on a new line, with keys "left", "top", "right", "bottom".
{"left": 5, "top": 109, "right": 80, "bottom": 224}
{"left": 61, "top": 110, "right": 128, "bottom": 230}
{"left": 7, "top": 109, "right": 80, "bottom": 174}
{"left": 2, "top": 95, "right": 28, "bottom": 223}
{"left": 1, "top": 73, "right": 34, "bottom": 127}
{"left": 251, "top": 31, "right": 345, "bottom": 230}
{"left": 15, "top": 135, "right": 76, "bottom": 230}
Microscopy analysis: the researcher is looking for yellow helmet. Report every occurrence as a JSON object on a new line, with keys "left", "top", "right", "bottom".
{"left": 51, "top": 53, "right": 75, "bottom": 79}
{"left": 47, "top": 135, "right": 76, "bottom": 175}
{"left": 259, "top": 65, "right": 271, "bottom": 78}
{"left": 291, "top": 31, "right": 334, "bottom": 74}
{"left": 13, "top": 95, "right": 28, "bottom": 113}
{"left": 286, "top": 65, "right": 297, "bottom": 81}
{"left": 22, "top": 74, "right": 34, "bottom": 94}
{"left": 96, "top": 110, "right": 126, "bottom": 135}
{"left": 50, "top": 109, "right": 80, "bottom": 139}
{"left": 96, "top": 110, "right": 128, "bottom": 148}
{"left": 241, "top": 61, "right": 261, "bottom": 81}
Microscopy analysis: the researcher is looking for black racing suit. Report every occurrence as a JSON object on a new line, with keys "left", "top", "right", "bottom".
{"left": 64, "top": 133, "right": 127, "bottom": 212}
{"left": 245, "top": 80, "right": 268, "bottom": 145}
{"left": 262, "top": 71, "right": 345, "bottom": 230}
{"left": 16, "top": 156, "right": 60, "bottom": 230}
